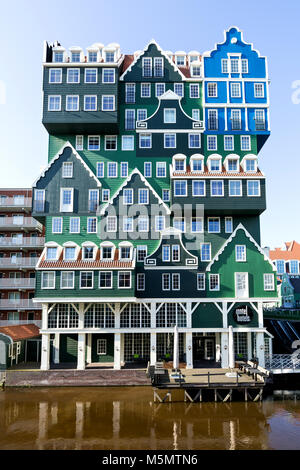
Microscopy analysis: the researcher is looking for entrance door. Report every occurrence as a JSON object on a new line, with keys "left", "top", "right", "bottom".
{"left": 204, "top": 339, "right": 215, "bottom": 360}
{"left": 235, "top": 273, "right": 249, "bottom": 298}
{"left": 92, "top": 334, "right": 114, "bottom": 363}
{"left": 193, "top": 336, "right": 215, "bottom": 362}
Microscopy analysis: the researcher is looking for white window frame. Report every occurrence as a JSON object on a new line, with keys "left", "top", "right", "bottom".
{"left": 80, "top": 271, "right": 94, "bottom": 289}
{"left": 99, "top": 271, "right": 113, "bottom": 289}
{"left": 41, "top": 271, "right": 56, "bottom": 290}
{"left": 60, "top": 188, "right": 74, "bottom": 212}
{"left": 48, "top": 95, "right": 61, "bottom": 111}
{"left": 210, "top": 180, "right": 224, "bottom": 197}
{"left": 60, "top": 271, "right": 75, "bottom": 289}
{"left": 84, "top": 68, "right": 98, "bottom": 84}
{"left": 235, "top": 245, "right": 247, "bottom": 262}
{"left": 247, "top": 180, "right": 261, "bottom": 197}
{"left": 101, "top": 95, "right": 115, "bottom": 111}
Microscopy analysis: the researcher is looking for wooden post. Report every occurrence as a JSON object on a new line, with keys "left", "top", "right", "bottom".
{"left": 207, "top": 371, "right": 210, "bottom": 387}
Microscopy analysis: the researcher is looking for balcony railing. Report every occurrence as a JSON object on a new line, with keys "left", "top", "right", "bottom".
{"left": 0, "top": 257, "right": 39, "bottom": 268}
{"left": 0, "top": 278, "right": 36, "bottom": 289}
{"left": 255, "top": 120, "right": 266, "bottom": 131}
{"left": 0, "top": 197, "right": 32, "bottom": 208}
{"left": 0, "top": 237, "right": 45, "bottom": 248}
{"left": 231, "top": 119, "right": 242, "bottom": 130}
{"left": 0, "top": 217, "right": 42, "bottom": 230}
{"left": 0, "top": 299, "right": 42, "bottom": 310}
{"left": 0, "top": 319, "right": 42, "bottom": 328}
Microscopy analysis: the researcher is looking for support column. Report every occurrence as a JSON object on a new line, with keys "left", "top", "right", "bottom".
{"left": 185, "top": 332, "right": 193, "bottom": 369}
{"left": 150, "top": 302, "right": 156, "bottom": 329}
{"left": 77, "top": 334, "right": 86, "bottom": 370}
{"left": 42, "top": 303, "right": 48, "bottom": 330}
{"left": 257, "top": 302, "right": 264, "bottom": 328}
{"left": 186, "top": 302, "right": 192, "bottom": 329}
{"left": 114, "top": 303, "right": 120, "bottom": 329}
{"left": 114, "top": 333, "right": 121, "bottom": 370}
{"left": 247, "top": 332, "right": 252, "bottom": 360}
{"left": 53, "top": 333, "right": 60, "bottom": 364}
{"left": 78, "top": 303, "right": 84, "bottom": 329}
{"left": 221, "top": 332, "right": 229, "bottom": 369}
{"left": 256, "top": 332, "right": 265, "bottom": 368}
{"left": 215, "top": 332, "right": 221, "bottom": 362}
{"left": 222, "top": 302, "right": 228, "bottom": 328}
{"left": 228, "top": 325, "right": 235, "bottom": 369}
{"left": 86, "top": 334, "right": 92, "bottom": 364}
{"left": 120, "top": 333, "right": 124, "bottom": 366}
{"left": 41, "top": 334, "right": 50, "bottom": 371}
{"left": 150, "top": 332, "right": 156, "bottom": 366}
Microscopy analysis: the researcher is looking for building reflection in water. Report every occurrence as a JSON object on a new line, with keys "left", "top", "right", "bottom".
{"left": 0, "top": 388, "right": 300, "bottom": 450}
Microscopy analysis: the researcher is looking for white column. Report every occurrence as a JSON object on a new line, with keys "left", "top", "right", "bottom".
{"left": 53, "top": 333, "right": 60, "bottom": 364}
{"left": 186, "top": 302, "right": 192, "bottom": 329}
{"left": 150, "top": 302, "right": 156, "bottom": 329}
{"left": 256, "top": 332, "right": 265, "bottom": 368}
{"left": 247, "top": 332, "right": 252, "bottom": 360}
{"left": 42, "top": 303, "right": 48, "bottom": 330}
{"left": 150, "top": 332, "right": 156, "bottom": 366}
{"left": 186, "top": 332, "right": 193, "bottom": 369}
{"left": 222, "top": 302, "right": 228, "bottom": 328}
{"left": 86, "top": 334, "right": 92, "bottom": 363}
{"left": 41, "top": 334, "right": 50, "bottom": 371}
{"left": 114, "top": 303, "right": 120, "bottom": 329}
{"left": 120, "top": 333, "right": 124, "bottom": 366}
{"left": 257, "top": 302, "right": 264, "bottom": 328}
{"left": 228, "top": 326, "right": 235, "bottom": 369}
{"left": 215, "top": 332, "right": 221, "bottom": 362}
{"left": 78, "top": 303, "right": 84, "bottom": 329}
{"left": 221, "top": 332, "right": 229, "bottom": 369}
{"left": 114, "top": 333, "right": 121, "bottom": 370}
{"left": 77, "top": 334, "right": 86, "bottom": 370}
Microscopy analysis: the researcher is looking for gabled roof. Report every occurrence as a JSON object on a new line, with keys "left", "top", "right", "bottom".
{"left": 100, "top": 167, "right": 171, "bottom": 215}
{"left": 119, "top": 39, "right": 186, "bottom": 81}
{"left": 206, "top": 223, "right": 276, "bottom": 272}
{"left": 0, "top": 324, "right": 40, "bottom": 341}
{"left": 32, "top": 142, "right": 101, "bottom": 188}
{"left": 269, "top": 241, "right": 300, "bottom": 261}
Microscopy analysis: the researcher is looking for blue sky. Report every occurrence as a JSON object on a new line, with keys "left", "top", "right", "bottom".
{"left": 0, "top": 0, "right": 299, "bottom": 248}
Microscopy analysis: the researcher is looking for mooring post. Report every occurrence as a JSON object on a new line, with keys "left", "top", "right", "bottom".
{"left": 207, "top": 371, "right": 210, "bottom": 387}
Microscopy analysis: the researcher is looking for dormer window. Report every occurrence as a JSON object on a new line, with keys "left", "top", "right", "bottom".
{"left": 176, "top": 55, "right": 185, "bottom": 66}
{"left": 83, "top": 246, "right": 94, "bottom": 260}
{"left": 189, "top": 55, "right": 198, "bottom": 63}
{"left": 191, "top": 65, "right": 201, "bottom": 77}
{"left": 120, "top": 246, "right": 131, "bottom": 260}
{"left": 227, "top": 159, "right": 239, "bottom": 172}
{"left": 208, "top": 157, "right": 222, "bottom": 172}
{"left": 53, "top": 52, "right": 63, "bottom": 63}
{"left": 46, "top": 247, "right": 57, "bottom": 260}
{"left": 101, "top": 246, "right": 113, "bottom": 260}
{"left": 64, "top": 246, "right": 76, "bottom": 260}
{"left": 88, "top": 51, "right": 98, "bottom": 62}
{"left": 290, "top": 260, "right": 299, "bottom": 274}
{"left": 190, "top": 155, "right": 204, "bottom": 172}
{"left": 243, "top": 157, "right": 257, "bottom": 173}
{"left": 71, "top": 52, "right": 81, "bottom": 63}
{"left": 105, "top": 51, "right": 115, "bottom": 62}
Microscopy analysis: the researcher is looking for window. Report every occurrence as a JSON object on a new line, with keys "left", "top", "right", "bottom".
{"left": 207, "top": 136, "right": 217, "bottom": 151}
{"left": 201, "top": 243, "right": 211, "bottom": 261}
{"left": 52, "top": 217, "right": 62, "bottom": 233}
{"left": 61, "top": 271, "right": 74, "bottom": 289}
{"left": 191, "top": 158, "right": 203, "bottom": 172}
{"left": 231, "top": 109, "right": 241, "bottom": 130}
{"left": 101, "top": 246, "right": 113, "bottom": 260}
{"left": 125, "top": 109, "right": 135, "bottom": 130}
{"left": 225, "top": 217, "right": 233, "bottom": 233}
{"left": 137, "top": 245, "right": 147, "bottom": 261}
{"left": 227, "top": 158, "right": 239, "bottom": 172}
{"left": 172, "top": 273, "right": 180, "bottom": 290}
{"left": 191, "top": 65, "right": 201, "bottom": 77}
{"left": 142, "top": 57, "right": 152, "bottom": 77}
{"left": 173, "top": 217, "right": 185, "bottom": 232}
{"left": 105, "top": 51, "right": 115, "bottom": 62}
{"left": 254, "top": 83, "right": 264, "bottom": 98}
{"left": 155, "top": 83, "right": 165, "bottom": 97}
{"left": 138, "top": 216, "right": 149, "bottom": 232}
{"left": 224, "top": 136, "right": 234, "bottom": 151}
{"left": 125, "top": 84, "right": 135, "bottom": 103}
{"left": 88, "top": 136, "right": 100, "bottom": 150}
{"left": 46, "top": 247, "right": 57, "bottom": 260}
{"left": 231, "top": 83, "right": 241, "bottom": 98}
{"left": 137, "top": 109, "right": 147, "bottom": 121}
{"left": 141, "top": 83, "right": 151, "bottom": 98}
{"left": 236, "top": 245, "right": 246, "bottom": 262}
{"left": 84, "top": 95, "right": 97, "bottom": 111}
{"left": 290, "top": 260, "right": 299, "bottom": 274}
{"left": 208, "top": 217, "right": 220, "bottom": 233}
{"left": 139, "top": 133, "right": 152, "bottom": 149}
{"left": 120, "top": 246, "right": 131, "bottom": 260}
{"left": 164, "top": 133, "right": 176, "bottom": 148}
{"left": 154, "top": 57, "right": 164, "bottom": 77}
{"left": 123, "top": 188, "right": 133, "bottom": 205}
{"left": 62, "top": 162, "right": 73, "bottom": 178}
{"left": 123, "top": 217, "right": 133, "bottom": 232}
{"left": 189, "top": 134, "right": 201, "bottom": 148}
{"left": 88, "top": 51, "right": 97, "bottom": 62}
{"left": 156, "top": 162, "right": 166, "bottom": 178}
{"left": 138, "top": 188, "right": 149, "bottom": 204}
{"left": 275, "top": 260, "right": 285, "bottom": 275}
{"left": 221, "top": 59, "right": 228, "bottom": 73}
{"left": 164, "top": 109, "right": 176, "bottom": 123}
{"left": 172, "top": 245, "right": 180, "bottom": 262}
{"left": 197, "top": 273, "right": 205, "bottom": 290}
{"left": 264, "top": 273, "right": 274, "bottom": 291}
{"left": 102, "top": 189, "right": 110, "bottom": 201}
{"left": 118, "top": 271, "right": 131, "bottom": 288}
{"left": 53, "top": 51, "right": 63, "bottom": 63}
{"left": 97, "top": 162, "right": 104, "bottom": 178}
{"left": 174, "top": 158, "right": 185, "bottom": 172}
{"left": 241, "top": 59, "right": 248, "bottom": 74}
{"left": 162, "top": 273, "right": 170, "bottom": 291}
{"left": 211, "top": 180, "right": 224, "bottom": 196}
{"left": 107, "top": 162, "right": 118, "bottom": 177}
{"left": 190, "top": 84, "right": 199, "bottom": 98}
{"left": 120, "top": 162, "right": 128, "bottom": 177}
{"left": 247, "top": 180, "right": 260, "bottom": 196}
{"left": 76, "top": 135, "right": 84, "bottom": 150}
{"left": 208, "top": 110, "right": 218, "bottom": 130}
{"left": 162, "top": 245, "right": 170, "bottom": 262}
{"left": 209, "top": 158, "right": 221, "bottom": 172}
{"left": 88, "top": 189, "right": 99, "bottom": 211}
{"left": 71, "top": 52, "right": 81, "bottom": 62}
{"left": 80, "top": 271, "right": 93, "bottom": 289}
{"left": 60, "top": 188, "right": 73, "bottom": 212}
{"left": 176, "top": 55, "right": 185, "bottom": 66}
{"left": 241, "top": 136, "right": 251, "bottom": 151}
{"left": 70, "top": 217, "right": 80, "bottom": 233}
{"left": 102, "top": 68, "right": 115, "bottom": 83}
{"left": 230, "top": 58, "right": 239, "bottom": 74}
{"left": 209, "top": 274, "right": 220, "bottom": 291}
{"left": 229, "top": 180, "right": 242, "bottom": 196}
{"left": 49, "top": 68, "right": 62, "bottom": 83}
{"left": 107, "top": 216, "right": 117, "bottom": 232}
{"left": 64, "top": 247, "right": 76, "bottom": 260}
{"left": 144, "top": 162, "right": 152, "bottom": 178}
{"left": 48, "top": 95, "right": 61, "bottom": 111}
{"left": 255, "top": 109, "right": 265, "bottom": 130}
{"left": 207, "top": 83, "right": 217, "bottom": 97}
{"left": 191, "top": 217, "right": 203, "bottom": 233}
{"left": 67, "top": 69, "right": 80, "bottom": 83}
{"left": 83, "top": 246, "right": 94, "bottom": 260}
{"left": 102, "top": 95, "right": 115, "bottom": 111}
{"left": 85, "top": 68, "right": 97, "bottom": 83}
{"left": 192, "top": 109, "right": 200, "bottom": 121}
{"left": 245, "top": 159, "right": 256, "bottom": 172}
{"left": 87, "top": 217, "right": 97, "bottom": 233}
{"left": 155, "top": 216, "right": 165, "bottom": 232}
{"left": 174, "top": 180, "right": 187, "bottom": 197}
{"left": 41, "top": 272, "right": 55, "bottom": 289}
{"left": 97, "top": 339, "right": 107, "bottom": 355}
{"left": 105, "top": 135, "right": 117, "bottom": 150}
{"left": 99, "top": 271, "right": 112, "bottom": 289}
{"left": 192, "top": 180, "right": 205, "bottom": 196}
{"left": 174, "top": 83, "right": 184, "bottom": 97}
{"left": 137, "top": 273, "right": 145, "bottom": 291}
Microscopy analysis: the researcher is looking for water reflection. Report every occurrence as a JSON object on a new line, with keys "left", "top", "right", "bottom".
{"left": 0, "top": 388, "right": 300, "bottom": 450}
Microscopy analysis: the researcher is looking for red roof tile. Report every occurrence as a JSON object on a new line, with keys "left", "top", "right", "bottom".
{"left": 172, "top": 165, "right": 264, "bottom": 178}
{"left": 0, "top": 324, "right": 40, "bottom": 341}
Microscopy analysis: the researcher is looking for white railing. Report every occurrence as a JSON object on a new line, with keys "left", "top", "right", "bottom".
{"left": 0, "top": 197, "right": 32, "bottom": 208}
{"left": 265, "top": 353, "right": 300, "bottom": 371}
{"left": 0, "top": 299, "right": 42, "bottom": 310}
{"left": 0, "top": 257, "right": 39, "bottom": 268}
{"left": 0, "top": 278, "right": 36, "bottom": 288}
{"left": 0, "top": 320, "right": 42, "bottom": 328}
{"left": 0, "top": 237, "right": 45, "bottom": 247}
{"left": 0, "top": 217, "right": 42, "bottom": 229}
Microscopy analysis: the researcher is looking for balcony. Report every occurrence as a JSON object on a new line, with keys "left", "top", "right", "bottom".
{"left": 0, "top": 197, "right": 32, "bottom": 212}
{"left": 0, "top": 237, "right": 45, "bottom": 249}
{"left": 255, "top": 120, "right": 266, "bottom": 131}
{"left": 0, "top": 319, "right": 42, "bottom": 328}
{"left": 0, "top": 278, "right": 36, "bottom": 289}
{"left": 0, "top": 216, "right": 43, "bottom": 232}
{"left": 0, "top": 300, "right": 42, "bottom": 310}
{"left": 0, "top": 257, "right": 39, "bottom": 269}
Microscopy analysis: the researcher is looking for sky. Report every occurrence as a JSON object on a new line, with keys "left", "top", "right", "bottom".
{"left": 0, "top": 0, "right": 299, "bottom": 249}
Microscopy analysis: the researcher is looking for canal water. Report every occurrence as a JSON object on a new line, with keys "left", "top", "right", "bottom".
{"left": 0, "top": 387, "right": 300, "bottom": 450}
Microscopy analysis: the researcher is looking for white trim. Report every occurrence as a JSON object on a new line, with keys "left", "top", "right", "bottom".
{"left": 60, "top": 271, "right": 75, "bottom": 289}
